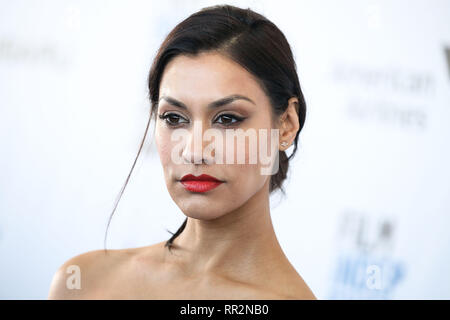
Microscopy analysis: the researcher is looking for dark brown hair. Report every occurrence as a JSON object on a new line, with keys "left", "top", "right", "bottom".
{"left": 104, "top": 4, "right": 307, "bottom": 252}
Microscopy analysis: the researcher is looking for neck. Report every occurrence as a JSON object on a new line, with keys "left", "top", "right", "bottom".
{"left": 168, "top": 180, "right": 290, "bottom": 282}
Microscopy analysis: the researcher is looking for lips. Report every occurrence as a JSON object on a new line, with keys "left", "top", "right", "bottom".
{"left": 180, "top": 174, "right": 223, "bottom": 193}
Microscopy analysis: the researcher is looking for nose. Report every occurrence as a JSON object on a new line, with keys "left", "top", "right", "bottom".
{"left": 181, "top": 120, "right": 213, "bottom": 165}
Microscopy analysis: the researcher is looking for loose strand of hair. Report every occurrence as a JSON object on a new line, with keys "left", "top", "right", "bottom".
{"left": 103, "top": 113, "right": 153, "bottom": 254}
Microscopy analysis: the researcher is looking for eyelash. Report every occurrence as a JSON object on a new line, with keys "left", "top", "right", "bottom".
{"left": 158, "top": 112, "right": 246, "bottom": 128}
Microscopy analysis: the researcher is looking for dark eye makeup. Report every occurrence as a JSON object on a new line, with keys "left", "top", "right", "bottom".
{"left": 158, "top": 112, "right": 246, "bottom": 128}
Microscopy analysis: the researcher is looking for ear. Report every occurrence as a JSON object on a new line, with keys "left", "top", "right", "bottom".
{"left": 278, "top": 97, "right": 300, "bottom": 151}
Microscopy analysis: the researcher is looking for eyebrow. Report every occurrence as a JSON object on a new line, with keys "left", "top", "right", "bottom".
{"left": 158, "top": 94, "right": 255, "bottom": 110}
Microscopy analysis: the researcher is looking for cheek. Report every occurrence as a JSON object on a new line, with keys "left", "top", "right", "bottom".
{"left": 224, "top": 132, "right": 273, "bottom": 193}
{"left": 221, "top": 163, "right": 268, "bottom": 210}
{"left": 155, "top": 128, "right": 173, "bottom": 167}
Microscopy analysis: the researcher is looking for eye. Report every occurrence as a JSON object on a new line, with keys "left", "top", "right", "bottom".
{"left": 214, "top": 114, "right": 245, "bottom": 126}
{"left": 158, "top": 113, "right": 188, "bottom": 126}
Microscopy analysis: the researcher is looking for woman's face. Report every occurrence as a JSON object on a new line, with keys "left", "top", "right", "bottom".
{"left": 155, "top": 51, "right": 279, "bottom": 220}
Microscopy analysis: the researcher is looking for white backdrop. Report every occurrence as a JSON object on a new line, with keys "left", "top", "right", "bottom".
{"left": 1, "top": 0, "right": 449, "bottom": 299}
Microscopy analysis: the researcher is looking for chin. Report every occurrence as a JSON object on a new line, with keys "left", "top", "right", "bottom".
{"left": 180, "top": 206, "right": 227, "bottom": 221}
{"left": 176, "top": 198, "right": 236, "bottom": 221}
{"left": 183, "top": 212, "right": 224, "bottom": 221}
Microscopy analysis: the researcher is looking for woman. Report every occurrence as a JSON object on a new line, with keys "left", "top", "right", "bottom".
{"left": 48, "top": 4, "right": 316, "bottom": 300}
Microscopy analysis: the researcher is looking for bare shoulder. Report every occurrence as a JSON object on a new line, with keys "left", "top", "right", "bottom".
{"left": 284, "top": 286, "right": 317, "bottom": 300}
{"left": 282, "top": 275, "right": 317, "bottom": 300}
{"left": 47, "top": 246, "right": 142, "bottom": 299}
{"left": 258, "top": 266, "right": 317, "bottom": 300}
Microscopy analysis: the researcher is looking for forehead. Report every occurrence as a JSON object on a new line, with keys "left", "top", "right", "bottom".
{"left": 159, "top": 52, "right": 266, "bottom": 105}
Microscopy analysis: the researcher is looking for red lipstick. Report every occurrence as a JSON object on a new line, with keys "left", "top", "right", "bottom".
{"left": 180, "top": 174, "right": 223, "bottom": 193}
